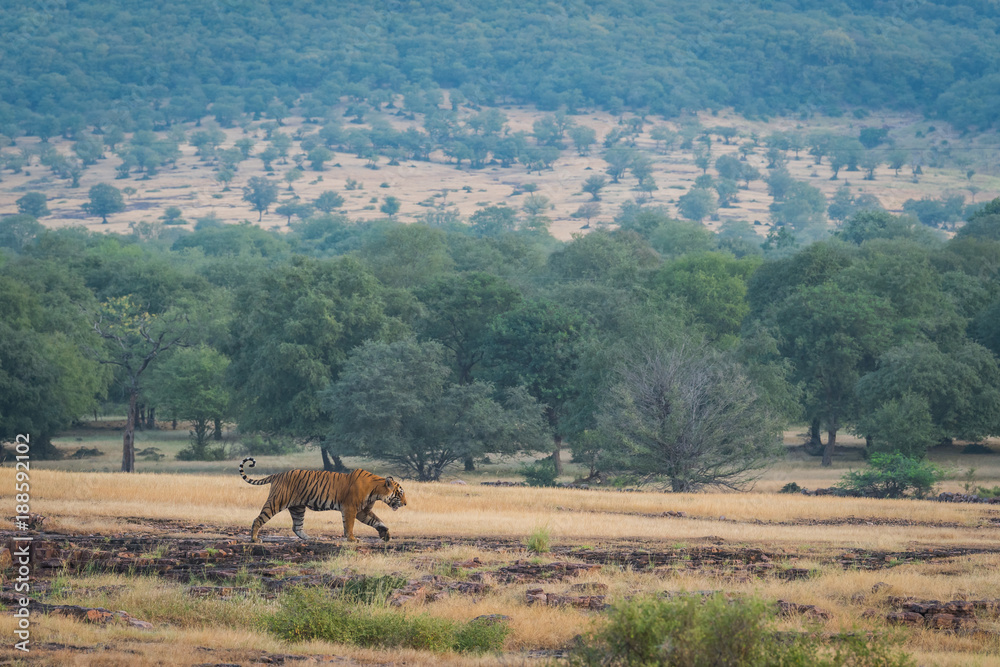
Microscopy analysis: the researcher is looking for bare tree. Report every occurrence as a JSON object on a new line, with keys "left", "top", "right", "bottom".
{"left": 598, "top": 346, "right": 783, "bottom": 491}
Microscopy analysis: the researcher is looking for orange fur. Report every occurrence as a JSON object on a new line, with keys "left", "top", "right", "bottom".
{"left": 239, "top": 458, "right": 407, "bottom": 543}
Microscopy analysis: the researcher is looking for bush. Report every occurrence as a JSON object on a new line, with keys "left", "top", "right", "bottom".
{"left": 525, "top": 526, "right": 551, "bottom": 554}
{"left": 520, "top": 458, "right": 558, "bottom": 487}
{"left": 837, "top": 453, "right": 944, "bottom": 499}
{"left": 269, "top": 587, "right": 508, "bottom": 654}
{"left": 567, "top": 594, "right": 914, "bottom": 667}
{"left": 779, "top": 482, "right": 802, "bottom": 493}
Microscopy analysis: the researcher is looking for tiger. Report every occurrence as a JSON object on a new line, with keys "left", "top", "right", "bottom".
{"left": 239, "top": 457, "right": 407, "bottom": 543}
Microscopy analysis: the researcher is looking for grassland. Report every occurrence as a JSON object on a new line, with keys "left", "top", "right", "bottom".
{"left": 4, "top": 426, "right": 1000, "bottom": 665}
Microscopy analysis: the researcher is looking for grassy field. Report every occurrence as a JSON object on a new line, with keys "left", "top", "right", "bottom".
{"left": 3, "top": 426, "right": 1000, "bottom": 665}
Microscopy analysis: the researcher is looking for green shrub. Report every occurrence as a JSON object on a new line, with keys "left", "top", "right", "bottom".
{"left": 520, "top": 458, "right": 558, "bottom": 487}
{"left": 837, "top": 452, "right": 944, "bottom": 498}
{"left": 525, "top": 526, "right": 551, "bottom": 554}
{"left": 779, "top": 482, "right": 802, "bottom": 493}
{"left": 341, "top": 575, "right": 410, "bottom": 604}
{"left": 567, "top": 594, "right": 914, "bottom": 667}
{"left": 269, "top": 587, "right": 508, "bottom": 653}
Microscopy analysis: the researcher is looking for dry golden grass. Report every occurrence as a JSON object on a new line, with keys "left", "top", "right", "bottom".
{"left": 7, "top": 468, "right": 1000, "bottom": 551}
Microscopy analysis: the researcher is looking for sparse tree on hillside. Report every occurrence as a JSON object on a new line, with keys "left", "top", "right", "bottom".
{"left": 242, "top": 176, "right": 279, "bottom": 221}
{"left": 83, "top": 183, "right": 126, "bottom": 224}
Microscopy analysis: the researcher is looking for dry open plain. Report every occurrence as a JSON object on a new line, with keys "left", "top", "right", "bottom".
{"left": 5, "top": 428, "right": 1000, "bottom": 666}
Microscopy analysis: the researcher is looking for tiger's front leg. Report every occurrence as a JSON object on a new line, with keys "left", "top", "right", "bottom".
{"left": 357, "top": 508, "right": 390, "bottom": 542}
{"left": 341, "top": 506, "right": 359, "bottom": 542}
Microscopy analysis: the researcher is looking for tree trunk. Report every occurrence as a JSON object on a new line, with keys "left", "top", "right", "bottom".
{"left": 320, "top": 446, "right": 348, "bottom": 473}
{"left": 146, "top": 406, "right": 156, "bottom": 430}
{"left": 122, "top": 390, "right": 138, "bottom": 472}
{"left": 552, "top": 434, "right": 563, "bottom": 476}
{"left": 822, "top": 428, "right": 837, "bottom": 467}
{"left": 464, "top": 455, "right": 475, "bottom": 471}
{"left": 213, "top": 417, "right": 223, "bottom": 440}
{"left": 804, "top": 419, "right": 824, "bottom": 456}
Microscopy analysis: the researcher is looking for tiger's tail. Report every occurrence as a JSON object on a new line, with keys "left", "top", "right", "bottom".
{"left": 240, "top": 457, "right": 276, "bottom": 485}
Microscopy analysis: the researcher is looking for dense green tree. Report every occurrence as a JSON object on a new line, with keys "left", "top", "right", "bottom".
{"left": 0, "top": 215, "right": 43, "bottom": 253}
{"left": 771, "top": 283, "right": 895, "bottom": 465}
{"left": 415, "top": 272, "right": 522, "bottom": 386}
{"left": 855, "top": 342, "right": 1000, "bottom": 449}
{"left": 582, "top": 175, "right": 607, "bottom": 201}
{"left": 227, "top": 256, "right": 402, "bottom": 469}
{"left": 314, "top": 191, "right": 345, "bottom": 213}
{"left": 677, "top": 188, "right": 717, "bottom": 222}
{"left": 16, "top": 192, "right": 49, "bottom": 218}
{"left": 147, "top": 344, "right": 230, "bottom": 458}
{"left": 483, "top": 299, "right": 588, "bottom": 474}
{"left": 83, "top": 183, "right": 126, "bottom": 224}
{"left": 323, "top": 338, "right": 549, "bottom": 480}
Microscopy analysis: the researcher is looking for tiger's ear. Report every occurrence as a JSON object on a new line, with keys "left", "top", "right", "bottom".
{"left": 386, "top": 476, "right": 394, "bottom": 484}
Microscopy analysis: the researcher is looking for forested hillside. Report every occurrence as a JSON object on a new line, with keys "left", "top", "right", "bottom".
{"left": 3, "top": 0, "right": 1000, "bottom": 139}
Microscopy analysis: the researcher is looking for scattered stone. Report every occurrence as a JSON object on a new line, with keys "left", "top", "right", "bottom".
{"left": 525, "top": 588, "right": 607, "bottom": 610}
{"left": 449, "top": 480, "right": 468, "bottom": 485}
{"left": 777, "top": 600, "right": 831, "bottom": 621}
{"left": 569, "top": 582, "right": 608, "bottom": 593}
{"left": 187, "top": 586, "right": 252, "bottom": 599}
{"left": 471, "top": 614, "right": 511, "bottom": 625}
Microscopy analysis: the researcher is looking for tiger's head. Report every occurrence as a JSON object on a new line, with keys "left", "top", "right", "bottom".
{"left": 381, "top": 476, "right": 407, "bottom": 511}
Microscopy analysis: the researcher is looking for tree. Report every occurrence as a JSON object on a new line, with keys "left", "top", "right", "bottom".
{"left": 91, "top": 296, "right": 188, "bottom": 472}
{"left": 226, "top": 256, "right": 398, "bottom": 470}
{"left": 597, "top": 346, "right": 783, "bottom": 491}
{"left": 275, "top": 200, "right": 314, "bottom": 225}
{"left": 855, "top": 342, "right": 1000, "bottom": 451}
{"left": 242, "top": 176, "right": 279, "bottom": 221}
{"left": 483, "top": 300, "right": 588, "bottom": 474}
{"left": 582, "top": 175, "right": 607, "bottom": 201}
{"left": 308, "top": 146, "right": 334, "bottom": 171}
{"left": 323, "top": 339, "right": 549, "bottom": 481}
{"left": 571, "top": 202, "right": 602, "bottom": 226}
{"left": 469, "top": 205, "right": 518, "bottom": 237}
{"left": 314, "top": 190, "right": 345, "bottom": 213}
{"left": 147, "top": 345, "right": 230, "bottom": 459}
{"left": 83, "top": 183, "right": 125, "bottom": 223}
{"left": 380, "top": 195, "right": 401, "bottom": 219}
{"left": 415, "top": 272, "right": 523, "bottom": 385}
{"left": 771, "top": 283, "right": 894, "bottom": 466}
{"left": 0, "top": 215, "right": 44, "bottom": 253}
{"left": 16, "top": 192, "right": 49, "bottom": 217}
{"left": 769, "top": 181, "right": 827, "bottom": 231}
{"left": 677, "top": 188, "right": 717, "bottom": 222}
{"left": 0, "top": 272, "right": 110, "bottom": 460}
{"left": 568, "top": 125, "right": 596, "bottom": 155}
{"left": 604, "top": 147, "right": 634, "bottom": 183}
{"left": 215, "top": 168, "right": 235, "bottom": 192}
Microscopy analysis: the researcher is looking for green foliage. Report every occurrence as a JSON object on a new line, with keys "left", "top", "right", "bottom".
{"left": 16, "top": 192, "right": 49, "bottom": 218}
{"left": 568, "top": 594, "right": 914, "bottom": 667}
{"left": 83, "top": 183, "right": 126, "bottom": 223}
{"left": 525, "top": 526, "right": 551, "bottom": 553}
{"left": 269, "top": 587, "right": 508, "bottom": 653}
{"left": 838, "top": 453, "right": 944, "bottom": 499}
{"left": 324, "top": 338, "right": 549, "bottom": 480}
{"left": 520, "top": 459, "right": 558, "bottom": 487}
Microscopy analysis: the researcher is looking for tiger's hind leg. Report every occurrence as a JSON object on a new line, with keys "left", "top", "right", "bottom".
{"left": 251, "top": 504, "right": 277, "bottom": 543}
{"left": 357, "top": 509, "right": 390, "bottom": 542}
{"left": 289, "top": 506, "right": 310, "bottom": 540}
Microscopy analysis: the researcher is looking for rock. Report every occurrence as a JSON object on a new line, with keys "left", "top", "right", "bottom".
{"left": 450, "top": 480, "right": 468, "bottom": 485}
{"left": 887, "top": 611, "right": 924, "bottom": 625}
{"left": 569, "top": 582, "right": 609, "bottom": 593}
{"left": 471, "top": 614, "right": 511, "bottom": 625}
{"left": 777, "top": 600, "right": 831, "bottom": 621}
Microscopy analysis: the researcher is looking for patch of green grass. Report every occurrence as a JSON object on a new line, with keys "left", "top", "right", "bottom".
{"left": 269, "top": 587, "right": 508, "bottom": 653}
{"left": 526, "top": 526, "right": 551, "bottom": 554}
